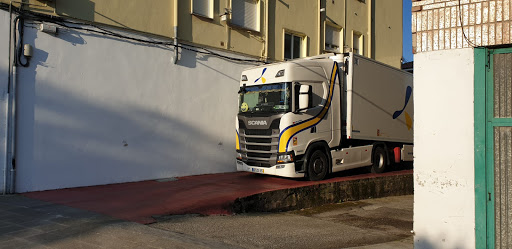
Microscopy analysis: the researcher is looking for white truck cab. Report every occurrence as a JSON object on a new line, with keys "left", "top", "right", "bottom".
{"left": 236, "top": 53, "right": 413, "bottom": 180}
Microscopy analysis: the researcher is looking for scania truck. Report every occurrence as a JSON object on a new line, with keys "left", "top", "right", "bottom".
{"left": 236, "top": 53, "right": 413, "bottom": 181}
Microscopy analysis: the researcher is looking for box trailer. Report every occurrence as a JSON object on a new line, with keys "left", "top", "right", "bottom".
{"left": 236, "top": 53, "right": 413, "bottom": 180}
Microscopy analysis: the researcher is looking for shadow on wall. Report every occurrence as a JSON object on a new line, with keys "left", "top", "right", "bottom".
{"left": 414, "top": 236, "right": 467, "bottom": 249}
{"left": 12, "top": 23, "right": 256, "bottom": 192}
{"left": 56, "top": 25, "right": 257, "bottom": 72}
{"left": 15, "top": 79, "right": 237, "bottom": 191}
{"left": 0, "top": 64, "right": 8, "bottom": 91}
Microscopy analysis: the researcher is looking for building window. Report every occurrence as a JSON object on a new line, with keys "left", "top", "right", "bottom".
{"left": 325, "top": 25, "right": 341, "bottom": 52}
{"left": 231, "top": 0, "right": 260, "bottom": 32}
{"left": 192, "top": 0, "right": 213, "bottom": 19}
{"left": 284, "top": 33, "right": 303, "bottom": 60}
{"left": 353, "top": 32, "right": 363, "bottom": 55}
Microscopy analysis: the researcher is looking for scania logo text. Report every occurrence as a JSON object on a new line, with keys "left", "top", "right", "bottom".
{"left": 248, "top": 120, "right": 267, "bottom": 126}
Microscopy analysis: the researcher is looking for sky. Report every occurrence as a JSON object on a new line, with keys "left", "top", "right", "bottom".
{"left": 402, "top": 0, "right": 413, "bottom": 62}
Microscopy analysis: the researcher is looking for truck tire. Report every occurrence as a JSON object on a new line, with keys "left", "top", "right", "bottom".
{"left": 307, "top": 150, "right": 329, "bottom": 181}
{"left": 371, "top": 147, "right": 387, "bottom": 174}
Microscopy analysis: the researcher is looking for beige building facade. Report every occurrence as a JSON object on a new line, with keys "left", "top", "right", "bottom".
{"left": 4, "top": 0, "right": 403, "bottom": 67}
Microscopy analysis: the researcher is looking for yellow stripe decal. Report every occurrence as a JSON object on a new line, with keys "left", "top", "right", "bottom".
{"left": 236, "top": 130, "right": 240, "bottom": 150}
{"left": 278, "top": 62, "right": 339, "bottom": 153}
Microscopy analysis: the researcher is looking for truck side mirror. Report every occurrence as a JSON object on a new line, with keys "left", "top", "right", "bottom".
{"left": 299, "top": 85, "right": 310, "bottom": 110}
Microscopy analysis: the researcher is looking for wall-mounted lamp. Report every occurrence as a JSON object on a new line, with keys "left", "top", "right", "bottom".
{"left": 320, "top": 8, "right": 326, "bottom": 12}
{"left": 40, "top": 23, "right": 58, "bottom": 35}
{"left": 23, "top": 44, "right": 33, "bottom": 58}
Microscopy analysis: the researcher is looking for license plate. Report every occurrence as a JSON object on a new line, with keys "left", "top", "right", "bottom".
{"left": 251, "top": 168, "right": 264, "bottom": 173}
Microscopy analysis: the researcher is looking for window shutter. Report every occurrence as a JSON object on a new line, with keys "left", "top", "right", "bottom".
{"left": 192, "top": 0, "right": 212, "bottom": 18}
{"left": 325, "top": 25, "right": 340, "bottom": 51}
{"left": 232, "top": 0, "right": 259, "bottom": 31}
{"left": 353, "top": 33, "right": 363, "bottom": 55}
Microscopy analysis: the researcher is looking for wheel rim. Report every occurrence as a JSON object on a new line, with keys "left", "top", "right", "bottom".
{"left": 313, "top": 157, "right": 325, "bottom": 174}
{"left": 377, "top": 153, "right": 385, "bottom": 168}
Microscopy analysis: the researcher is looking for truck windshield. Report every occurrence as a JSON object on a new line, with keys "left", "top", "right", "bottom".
{"left": 239, "top": 83, "right": 291, "bottom": 114}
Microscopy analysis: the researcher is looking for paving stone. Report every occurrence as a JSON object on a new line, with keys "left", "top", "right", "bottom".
{"left": 0, "top": 220, "right": 12, "bottom": 228}
{"left": 0, "top": 223, "right": 26, "bottom": 235}
{"left": 0, "top": 237, "right": 49, "bottom": 249}
{"left": 49, "top": 241, "right": 101, "bottom": 249}
{"left": 18, "top": 219, "right": 69, "bottom": 232}
{"left": 50, "top": 216, "right": 95, "bottom": 226}
{"left": 9, "top": 206, "right": 48, "bottom": 217}
{"left": 2, "top": 213, "right": 40, "bottom": 224}
{"left": 6, "top": 227, "right": 46, "bottom": 238}
{"left": 24, "top": 230, "right": 78, "bottom": 245}
{"left": 0, "top": 234, "right": 15, "bottom": 243}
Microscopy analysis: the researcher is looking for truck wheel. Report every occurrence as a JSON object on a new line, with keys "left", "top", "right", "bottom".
{"left": 307, "top": 150, "right": 329, "bottom": 181}
{"left": 371, "top": 147, "right": 387, "bottom": 174}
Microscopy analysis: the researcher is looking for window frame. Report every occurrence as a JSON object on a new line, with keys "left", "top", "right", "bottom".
{"left": 284, "top": 31, "right": 306, "bottom": 60}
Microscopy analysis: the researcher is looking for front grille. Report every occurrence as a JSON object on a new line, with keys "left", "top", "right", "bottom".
{"left": 238, "top": 118, "right": 281, "bottom": 168}
{"left": 247, "top": 145, "right": 271, "bottom": 151}
{"left": 245, "top": 129, "right": 272, "bottom": 136}
{"left": 247, "top": 152, "right": 272, "bottom": 158}
{"left": 247, "top": 160, "right": 271, "bottom": 167}
{"left": 245, "top": 137, "right": 272, "bottom": 143}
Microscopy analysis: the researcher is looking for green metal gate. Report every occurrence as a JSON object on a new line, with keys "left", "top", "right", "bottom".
{"left": 476, "top": 47, "right": 512, "bottom": 249}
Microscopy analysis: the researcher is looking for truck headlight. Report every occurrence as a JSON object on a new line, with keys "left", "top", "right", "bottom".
{"left": 277, "top": 152, "right": 294, "bottom": 163}
{"left": 236, "top": 150, "right": 243, "bottom": 160}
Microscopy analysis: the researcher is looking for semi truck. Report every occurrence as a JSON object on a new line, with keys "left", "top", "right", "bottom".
{"left": 236, "top": 53, "right": 413, "bottom": 181}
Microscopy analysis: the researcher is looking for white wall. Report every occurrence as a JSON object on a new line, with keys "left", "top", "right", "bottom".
{"left": 2, "top": 9, "right": 258, "bottom": 192}
{"left": 414, "top": 48, "right": 475, "bottom": 249}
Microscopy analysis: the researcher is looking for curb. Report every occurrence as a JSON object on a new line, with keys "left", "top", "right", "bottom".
{"left": 232, "top": 173, "right": 413, "bottom": 213}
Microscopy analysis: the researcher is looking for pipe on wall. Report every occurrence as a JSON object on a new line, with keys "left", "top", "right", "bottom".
{"left": 344, "top": 0, "right": 347, "bottom": 52}
{"left": 3, "top": 1, "right": 13, "bottom": 195}
{"left": 172, "top": 0, "right": 178, "bottom": 64}
{"left": 6, "top": 9, "right": 25, "bottom": 194}
{"left": 367, "top": 0, "right": 372, "bottom": 58}
{"left": 264, "top": 0, "right": 268, "bottom": 62}
{"left": 7, "top": 64, "right": 16, "bottom": 194}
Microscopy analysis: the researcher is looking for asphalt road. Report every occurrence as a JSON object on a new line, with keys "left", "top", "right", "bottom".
{"left": 1, "top": 194, "right": 412, "bottom": 248}
{"left": 150, "top": 195, "right": 414, "bottom": 249}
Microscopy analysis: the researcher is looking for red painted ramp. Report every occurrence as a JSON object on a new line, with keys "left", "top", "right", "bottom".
{"left": 23, "top": 170, "right": 412, "bottom": 224}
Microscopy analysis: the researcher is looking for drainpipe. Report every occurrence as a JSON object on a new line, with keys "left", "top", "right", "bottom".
{"left": 319, "top": 0, "right": 322, "bottom": 55}
{"left": 6, "top": 13, "right": 17, "bottom": 193}
{"left": 7, "top": 63, "right": 16, "bottom": 194}
{"left": 367, "top": 0, "right": 372, "bottom": 58}
{"left": 264, "top": 0, "right": 268, "bottom": 62}
{"left": 7, "top": 11, "right": 20, "bottom": 194}
{"left": 344, "top": 0, "right": 347, "bottom": 51}
{"left": 172, "top": 0, "right": 178, "bottom": 64}
{"left": 4, "top": 1, "right": 13, "bottom": 195}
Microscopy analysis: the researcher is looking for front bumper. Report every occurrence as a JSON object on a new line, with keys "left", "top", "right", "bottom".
{"left": 236, "top": 160, "right": 304, "bottom": 178}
